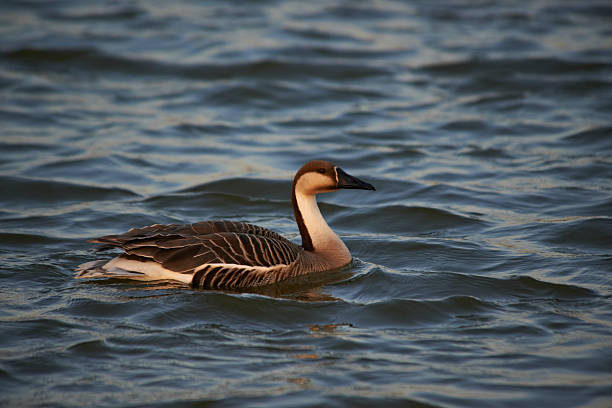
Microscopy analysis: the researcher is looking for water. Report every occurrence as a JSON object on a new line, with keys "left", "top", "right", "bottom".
{"left": 1, "top": 0, "right": 611, "bottom": 406}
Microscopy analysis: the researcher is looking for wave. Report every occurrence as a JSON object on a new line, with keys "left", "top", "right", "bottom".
{"left": 562, "top": 126, "right": 612, "bottom": 150}
{"left": 24, "top": 156, "right": 156, "bottom": 189}
{"left": 332, "top": 267, "right": 597, "bottom": 305}
{"left": 46, "top": 6, "right": 144, "bottom": 21}
{"left": 180, "top": 178, "right": 288, "bottom": 199}
{"left": 420, "top": 56, "right": 611, "bottom": 76}
{"left": 419, "top": 56, "right": 612, "bottom": 99}
{"left": 61, "top": 268, "right": 597, "bottom": 331}
{"left": 4, "top": 47, "right": 391, "bottom": 81}
{"left": 540, "top": 216, "right": 612, "bottom": 251}
{"left": 0, "top": 231, "right": 64, "bottom": 247}
{"left": 333, "top": 204, "right": 486, "bottom": 234}
{"left": 460, "top": 145, "right": 513, "bottom": 159}
{"left": 0, "top": 176, "right": 138, "bottom": 207}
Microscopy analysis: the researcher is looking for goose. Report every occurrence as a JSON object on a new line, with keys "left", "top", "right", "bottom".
{"left": 76, "top": 160, "right": 375, "bottom": 290}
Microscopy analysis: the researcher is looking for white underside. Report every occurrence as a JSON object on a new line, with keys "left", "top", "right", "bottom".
{"left": 77, "top": 257, "right": 193, "bottom": 284}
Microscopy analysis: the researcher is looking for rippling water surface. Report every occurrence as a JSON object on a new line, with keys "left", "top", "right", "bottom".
{"left": 1, "top": 1, "right": 611, "bottom": 407}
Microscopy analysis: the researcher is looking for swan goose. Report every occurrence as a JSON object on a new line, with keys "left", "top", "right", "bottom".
{"left": 76, "top": 160, "right": 375, "bottom": 289}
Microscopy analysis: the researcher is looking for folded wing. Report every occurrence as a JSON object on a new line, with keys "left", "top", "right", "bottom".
{"left": 90, "top": 221, "right": 302, "bottom": 289}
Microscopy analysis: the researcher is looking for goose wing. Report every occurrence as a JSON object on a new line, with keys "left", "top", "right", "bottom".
{"left": 90, "top": 221, "right": 302, "bottom": 287}
{"left": 92, "top": 220, "right": 288, "bottom": 248}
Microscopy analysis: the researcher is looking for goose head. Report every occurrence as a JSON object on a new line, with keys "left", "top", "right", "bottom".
{"left": 291, "top": 160, "right": 375, "bottom": 254}
{"left": 293, "top": 160, "right": 376, "bottom": 195}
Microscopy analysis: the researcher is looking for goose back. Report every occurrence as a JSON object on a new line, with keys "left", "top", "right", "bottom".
{"left": 89, "top": 221, "right": 303, "bottom": 289}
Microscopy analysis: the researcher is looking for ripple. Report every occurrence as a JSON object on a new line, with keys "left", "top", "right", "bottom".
{"left": 180, "top": 178, "right": 288, "bottom": 200}
{"left": 64, "top": 296, "right": 149, "bottom": 319}
{"left": 45, "top": 6, "right": 144, "bottom": 21}
{"left": 66, "top": 339, "right": 117, "bottom": 357}
{"left": 334, "top": 205, "right": 486, "bottom": 234}
{"left": 0, "top": 232, "right": 64, "bottom": 247}
{"left": 460, "top": 145, "right": 513, "bottom": 159}
{"left": 541, "top": 217, "right": 612, "bottom": 252}
{"left": 562, "top": 125, "right": 612, "bottom": 150}
{"left": 439, "top": 119, "right": 491, "bottom": 132}
{"left": 1, "top": 176, "right": 137, "bottom": 205}
{"left": 4, "top": 47, "right": 391, "bottom": 81}
{"left": 24, "top": 156, "right": 155, "bottom": 188}
{"left": 421, "top": 57, "right": 611, "bottom": 76}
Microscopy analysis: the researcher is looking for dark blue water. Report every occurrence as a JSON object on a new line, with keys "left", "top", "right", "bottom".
{"left": 1, "top": 1, "right": 611, "bottom": 407}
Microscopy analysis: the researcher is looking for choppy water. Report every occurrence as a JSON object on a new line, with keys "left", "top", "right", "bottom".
{"left": 1, "top": 1, "right": 612, "bottom": 407}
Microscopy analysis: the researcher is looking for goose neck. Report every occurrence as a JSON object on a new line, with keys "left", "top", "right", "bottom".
{"left": 291, "top": 189, "right": 349, "bottom": 262}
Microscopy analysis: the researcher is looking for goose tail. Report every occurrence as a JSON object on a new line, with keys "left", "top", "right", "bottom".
{"left": 75, "top": 257, "right": 193, "bottom": 284}
{"left": 75, "top": 259, "right": 146, "bottom": 279}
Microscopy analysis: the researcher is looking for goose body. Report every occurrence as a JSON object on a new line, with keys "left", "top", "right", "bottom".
{"left": 76, "top": 160, "right": 375, "bottom": 290}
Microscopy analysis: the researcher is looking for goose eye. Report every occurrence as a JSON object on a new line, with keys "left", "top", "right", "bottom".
{"left": 317, "top": 168, "right": 326, "bottom": 174}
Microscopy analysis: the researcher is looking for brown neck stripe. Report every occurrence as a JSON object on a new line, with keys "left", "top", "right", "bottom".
{"left": 291, "top": 185, "right": 314, "bottom": 251}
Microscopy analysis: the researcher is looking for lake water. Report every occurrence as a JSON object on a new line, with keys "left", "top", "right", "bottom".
{"left": 1, "top": 1, "right": 611, "bottom": 407}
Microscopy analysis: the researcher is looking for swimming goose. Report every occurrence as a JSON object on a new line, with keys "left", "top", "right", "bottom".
{"left": 76, "top": 160, "right": 375, "bottom": 290}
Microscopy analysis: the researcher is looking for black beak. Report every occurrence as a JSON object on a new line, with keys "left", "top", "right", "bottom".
{"left": 336, "top": 167, "right": 376, "bottom": 191}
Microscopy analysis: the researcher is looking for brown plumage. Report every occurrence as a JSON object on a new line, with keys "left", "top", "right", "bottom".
{"left": 76, "top": 160, "right": 375, "bottom": 290}
{"left": 84, "top": 221, "right": 301, "bottom": 289}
